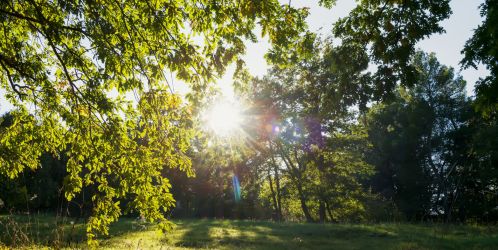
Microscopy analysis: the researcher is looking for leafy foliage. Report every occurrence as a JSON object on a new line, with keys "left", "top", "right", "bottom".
{"left": 242, "top": 39, "right": 375, "bottom": 222}
{"left": 0, "top": 0, "right": 310, "bottom": 246}
{"left": 334, "top": 0, "right": 451, "bottom": 100}
{"left": 366, "top": 51, "right": 498, "bottom": 221}
{"left": 461, "top": 0, "right": 498, "bottom": 118}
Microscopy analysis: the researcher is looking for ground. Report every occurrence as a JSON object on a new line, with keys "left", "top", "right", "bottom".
{"left": 1, "top": 214, "right": 498, "bottom": 249}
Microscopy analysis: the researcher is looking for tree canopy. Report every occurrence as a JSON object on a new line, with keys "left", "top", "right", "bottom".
{"left": 0, "top": 0, "right": 311, "bottom": 246}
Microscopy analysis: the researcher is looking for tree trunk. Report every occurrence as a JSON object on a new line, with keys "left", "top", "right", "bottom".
{"left": 269, "top": 141, "right": 283, "bottom": 221}
{"left": 296, "top": 181, "right": 314, "bottom": 222}
{"left": 308, "top": 115, "right": 328, "bottom": 223}
{"left": 274, "top": 162, "right": 283, "bottom": 221}
{"left": 275, "top": 140, "right": 312, "bottom": 222}
{"left": 319, "top": 201, "right": 326, "bottom": 223}
{"left": 267, "top": 168, "right": 281, "bottom": 221}
{"left": 325, "top": 201, "right": 334, "bottom": 222}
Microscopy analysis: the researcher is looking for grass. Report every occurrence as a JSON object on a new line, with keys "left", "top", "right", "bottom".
{"left": 1, "top": 214, "right": 498, "bottom": 249}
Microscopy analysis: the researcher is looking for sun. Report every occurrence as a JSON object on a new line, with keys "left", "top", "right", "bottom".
{"left": 204, "top": 99, "right": 243, "bottom": 137}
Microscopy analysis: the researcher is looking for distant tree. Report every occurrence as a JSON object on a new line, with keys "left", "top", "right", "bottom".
{"left": 369, "top": 95, "right": 436, "bottom": 219}
{"left": 367, "top": 52, "right": 474, "bottom": 220}
{"left": 239, "top": 0, "right": 458, "bottom": 218}
{"left": 0, "top": 112, "right": 65, "bottom": 213}
{"left": 245, "top": 39, "right": 374, "bottom": 222}
{"left": 237, "top": 1, "right": 455, "bottom": 222}
{"left": 443, "top": 109, "right": 498, "bottom": 222}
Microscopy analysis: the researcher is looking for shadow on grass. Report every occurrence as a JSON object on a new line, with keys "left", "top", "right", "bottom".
{"left": 171, "top": 220, "right": 498, "bottom": 250}
{"left": 0, "top": 214, "right": 148, "bottom": 248}
{"left": 3, "top": 215, "right": 498, "bottom": 249}
{"left": 172, "top": 219, "right": 395, "bottom": 250}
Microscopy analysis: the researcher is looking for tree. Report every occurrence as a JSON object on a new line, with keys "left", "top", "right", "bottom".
{"left": 367, "top": 52, "right": 472, "bottom": 220}
{"left": 0, "top": 0, "right": 311, "bottom": 246}
{"left": 461, "top": 0, "right": 498, "bottom": 118}
{"left": 458, "top": 113, "right": 498, "bottom": 221}
{"left": 449, "top": 0, "right": 498, "bottom": 219}
{"left": 241, "top": 0, "right": 459, "bottom": 217}
{"left": 333, "top": 0, "right": 451, "bottom": 100}
{"left": 245, "top": 39, "right": 374, "bottom": 222}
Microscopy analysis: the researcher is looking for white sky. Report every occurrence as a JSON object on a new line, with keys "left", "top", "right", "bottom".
{"left": 0, "top": 0, "right": 488, "bottom": 114}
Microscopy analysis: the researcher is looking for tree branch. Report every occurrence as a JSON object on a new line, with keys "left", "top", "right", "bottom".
{"left": 0, "top": 59, "right": 27, "bottom": 99}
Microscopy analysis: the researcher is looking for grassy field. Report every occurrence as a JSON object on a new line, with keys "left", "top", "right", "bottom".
{"left": 1, "top": 214, "right": 498, "bottom": 249}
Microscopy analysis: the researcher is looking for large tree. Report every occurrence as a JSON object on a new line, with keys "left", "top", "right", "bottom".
{"left": 0, "top": 0, "right": 312, "bottom": 245}
{"left": 242, "top": 0, "right": 455, "bottom": 221}
{"left": 245, "top": 39, "right": 374, "bottom": 222}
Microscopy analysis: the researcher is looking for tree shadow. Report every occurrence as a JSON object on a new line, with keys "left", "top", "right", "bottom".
{"left": 171, "top": 219, "right": 214, "bottom": 248}
{"left": 3, "top": 215, "right": 498, "bottom": 249}
{"left": 170, "top": 220, "right": 498, "bottom": 249}
{"left": 0, "top": 214, "right": 150, "bottom": 248}
{"left": 171, "top": 219, "right": 389, "bottom": 250}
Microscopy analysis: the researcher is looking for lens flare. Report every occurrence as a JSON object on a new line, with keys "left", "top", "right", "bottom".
{"left": 232, "top": 175, "right": 241, "bottom": 203}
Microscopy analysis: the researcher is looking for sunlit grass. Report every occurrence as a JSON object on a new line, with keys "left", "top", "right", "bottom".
{"left": 1, "top": 214, "right": 498, "bottom": 249}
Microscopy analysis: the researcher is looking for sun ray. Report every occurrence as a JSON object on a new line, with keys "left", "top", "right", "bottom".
{"left": 203, "top": 99, "right": 243, "bottom": 137}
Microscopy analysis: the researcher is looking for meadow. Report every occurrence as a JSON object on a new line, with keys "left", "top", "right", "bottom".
{"left": 1, "top": 214, "right": 498, "bottom": 249}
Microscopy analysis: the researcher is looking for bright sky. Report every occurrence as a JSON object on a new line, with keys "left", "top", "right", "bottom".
{"left": 0, "top": 0, "right": 488, "bottom": 114}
